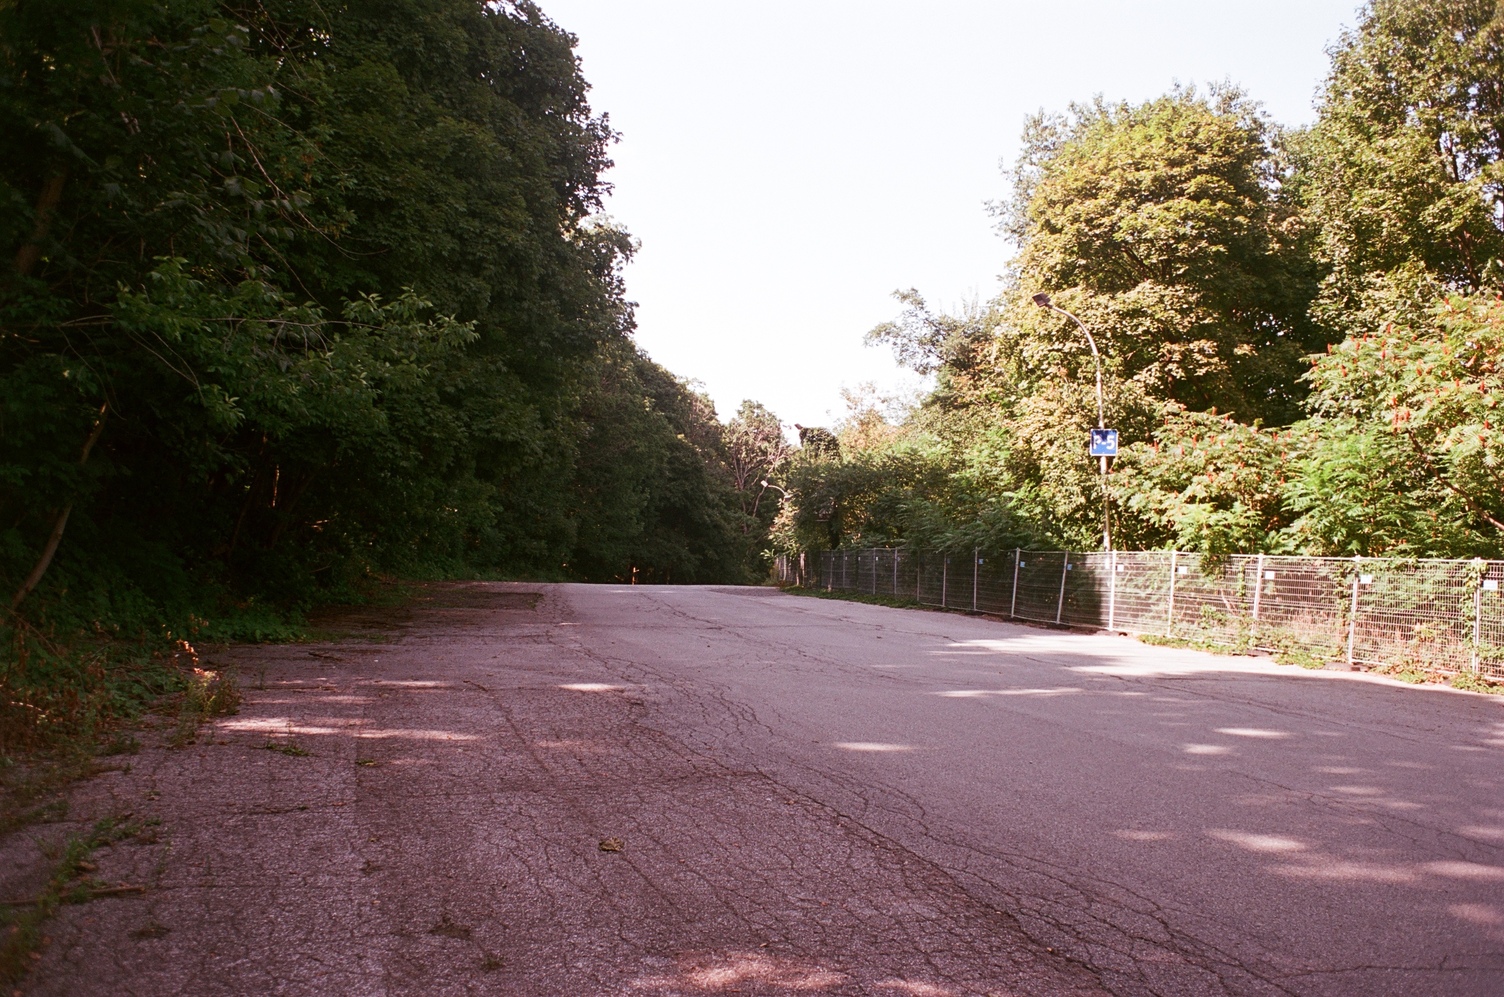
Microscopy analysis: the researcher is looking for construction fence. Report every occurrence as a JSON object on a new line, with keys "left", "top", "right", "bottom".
{"left": 774, "top": 548, "right": 1504, "bottom": 680}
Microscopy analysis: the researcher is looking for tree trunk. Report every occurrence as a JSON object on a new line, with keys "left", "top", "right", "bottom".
{"left": 9, "top": 404, "right": 108, "bottom": 615}
{"left": 13, "top": 173, "right": 66, "bottom": 278}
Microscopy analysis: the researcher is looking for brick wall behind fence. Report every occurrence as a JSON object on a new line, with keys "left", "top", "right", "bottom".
{"left": 774, "top": 548, "right": 1504, "bottom": 679}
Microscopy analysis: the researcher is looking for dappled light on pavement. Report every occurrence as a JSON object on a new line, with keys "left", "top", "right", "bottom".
{"left": 630, "top": 951, "right": 847, "bottom": 992}
{"left": 873, "top": 980, "right": 958, "bottom": 996}
{"left": 832, "top": 741, "right": 914, "bottom": 753}
{"left": 932, "top": 687, "right": 1082, "bottom": 698}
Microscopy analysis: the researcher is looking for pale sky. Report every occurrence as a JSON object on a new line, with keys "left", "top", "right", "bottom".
{"left": 540, "top": 0, "right": 1362, "bottom": 430}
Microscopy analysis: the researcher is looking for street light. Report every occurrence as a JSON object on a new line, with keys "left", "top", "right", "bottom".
{"left": 754, "top": 479, "right": 790, "bottom": 518}
{"left": 1031, "top": 292, "right": 1112, "bottom": 551}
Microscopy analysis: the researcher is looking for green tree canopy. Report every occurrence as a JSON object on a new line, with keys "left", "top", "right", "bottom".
{"left": 998, "top": 87, "right": 1325, "bottom": 426}
{"left": 1287, "top": 294, "right": 1504, "bottom": 557}
{"left": 1303, "top": 0, "right": 1504, "bottom": 334}
{"left": 1, "top": 0, "right": 753, "bottom": 634}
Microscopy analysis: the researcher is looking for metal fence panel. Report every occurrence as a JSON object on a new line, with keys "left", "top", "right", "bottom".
{"left": 1061, "top": 554, "right": 1108, "bottom": 628}
{"left": 1478, "top": 561, "right": 1504, "bottom": 681}
{"left": 916, "top": 551, "right": 942, "bottom": 606}
{"left": 1165, "top": 554, "right": 1248, "bottom": 645}
{"left": 1108, "top": 551, "right": 1175, "bottom": 634}
{"left": 1249, "top": 555, "right": 1348, "bottom": 662}
{"left": 1012, "top": 552, "right": 1068, "bottom": 624}
{"left": 1350, "top": 558, "right": 1474, "bottom": 671}
{"left": 975, "top": 551, "right": 1014, "bottom": 616}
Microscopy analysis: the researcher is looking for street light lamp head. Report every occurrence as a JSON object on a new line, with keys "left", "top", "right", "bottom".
{"left": 1031, "top": 292, "right": 1053, "bottom": 309}
{"left": 759, "top": 479, "right": 769, "bottom": 487}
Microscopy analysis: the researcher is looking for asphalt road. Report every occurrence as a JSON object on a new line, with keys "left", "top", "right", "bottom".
{"left": 18, "top": 583, "right": 1504, "bottom": 996}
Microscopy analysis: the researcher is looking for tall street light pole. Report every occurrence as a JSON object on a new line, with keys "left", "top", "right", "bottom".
{"left": 1031, "top": 293, "right": 1111, "bottom": 552}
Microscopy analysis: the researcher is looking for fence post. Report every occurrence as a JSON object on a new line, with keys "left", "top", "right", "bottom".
{"left": 1467, "top": 565, "right": 1479, "bottom": 673}
{"left": 1250, "top": 553, "right": 1266, "bottom": 648}
{"left": 973, "top": 548, "right": 979, "bottom": 613}
{"left": 1010, "top": 549, "right": 1020, "bottom": 619}
{"left": 1251, "top": 554, "right": 1265, "bottom": 622}
{"left": 1166, "top": 551, "right": 1178, "bottom": 636}
{"left": 873, "top": 549, "right": 879, "bottom": 596}
{"left": 1346, "top": 556, "right": 1360, "bottom": 668}
{"left": 916, "top": 552, "right": 922, "bottom": 602}
{"left": 1056, "top": 554, "right": 1068, "bottom": 625}
{"left": 893, "top": 549, "right": 899, "bottom": 596}
{"left": 942, "top": 555, "right": 948, "bottom": 608}
{"left": 1473, "top": 581, "right": 1482, "bottom": 674}
{"left": 1108, "top": 550, "right": 1118, "bottom": 631}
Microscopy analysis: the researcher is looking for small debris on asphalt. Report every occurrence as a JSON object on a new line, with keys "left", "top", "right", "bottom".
{"left": 429, "top": 914, "right": 472, "bottom": 939}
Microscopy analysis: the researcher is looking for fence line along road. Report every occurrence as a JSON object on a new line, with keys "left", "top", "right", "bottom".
{"left": 774, "top": 548, "right": 1504, "bottom": 680}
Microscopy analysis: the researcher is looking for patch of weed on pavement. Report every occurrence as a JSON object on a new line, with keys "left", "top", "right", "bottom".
{"left": 0, "top": 815, "right": 142, "bottom": 986}
{"left": 168, "top": 665, "right": 241, "bottom": 748}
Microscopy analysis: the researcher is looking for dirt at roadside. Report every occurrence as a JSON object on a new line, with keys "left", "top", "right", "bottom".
{"left": 2, "top": 582, "right": 1107, "bottom": 997}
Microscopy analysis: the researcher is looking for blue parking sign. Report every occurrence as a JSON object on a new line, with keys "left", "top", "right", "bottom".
{"left": 1089, "top": 428, "right": 1119, "bottom": 457}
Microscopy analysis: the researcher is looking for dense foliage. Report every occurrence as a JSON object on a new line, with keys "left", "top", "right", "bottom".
{"left": 1, "top": 0, "right": 762, "bottom": 657}
{"left": 772, "top": 0, "right": 1504, "bottom": 564}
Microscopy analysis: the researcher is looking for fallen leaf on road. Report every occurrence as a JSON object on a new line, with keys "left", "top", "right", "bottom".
{"left": 599, "top": 837, "right": 624, "bottom": 853}
{"left": 429, "top": 914, "right": 472, "bottom": 940}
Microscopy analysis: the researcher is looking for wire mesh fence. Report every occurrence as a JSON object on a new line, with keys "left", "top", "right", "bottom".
{"left": 774, "top": 548, "right": 1504, "bottom": 680}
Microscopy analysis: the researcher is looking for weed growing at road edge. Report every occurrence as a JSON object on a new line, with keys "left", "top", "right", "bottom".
{"left": 1451, "top": 671, "right": 1504, "bottom": 694}
{"left": 169, "top": 665, "right": 241, "bottom": 748}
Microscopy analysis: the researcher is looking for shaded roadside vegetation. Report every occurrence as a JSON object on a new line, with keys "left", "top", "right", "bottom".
{"left": 768, "top": 0, "right": 1504, "bottom": 570}
{"left": 1, "top": 3, "right": 785, "bottom": 767}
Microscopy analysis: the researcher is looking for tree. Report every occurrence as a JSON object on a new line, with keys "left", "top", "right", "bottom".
{"left": 1285, "top": 293, "right": 1504, "bottom": 557}
{"left": 998, "top": 87, "right": 1326, "bottom": 425}
{"left": 723, "top": 400, "right": 791, "bottom": 523}
{"left": 1301, "top": 0, "right": 1504, "bottom": 335}
{"left": 0, "top": 0, "right": 749, "bottom": 632}
{"left": 568, "top": 344, "right": 745, "bottom": 583}
{"left": 1113, "top": 406, "right": 1293, "bottom": 555}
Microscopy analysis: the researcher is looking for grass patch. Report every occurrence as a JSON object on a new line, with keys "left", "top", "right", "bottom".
{"left": 1137, "top": 632, "right": 1235, "bottom": 654}
{"left": 0, "top": 577, "right": 347, "bottom": 830}
{"left": 1367, "top": 661, "right": 1463, "bottom": 687}
{"left": 262, "top": 740, "right": 310, "bottom": 758}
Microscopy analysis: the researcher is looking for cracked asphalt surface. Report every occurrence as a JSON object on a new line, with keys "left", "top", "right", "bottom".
{"left": 11, "top": 582, "right": 1504, "bottom": 996}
